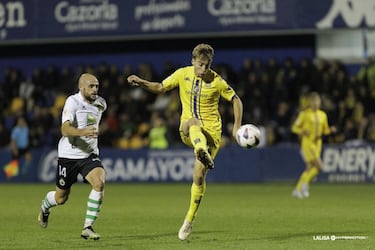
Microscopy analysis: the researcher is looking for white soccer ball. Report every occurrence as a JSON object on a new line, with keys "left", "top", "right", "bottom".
{"left": 236, "top": 124, "right": 261, "bottom": 148}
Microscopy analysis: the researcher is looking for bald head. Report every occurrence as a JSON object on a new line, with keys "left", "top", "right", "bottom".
{"left": 79, "top": 73, "right": 98, "bottom": 89}
{"left": 78, "top": 73, "right": 99, "bottom": 102}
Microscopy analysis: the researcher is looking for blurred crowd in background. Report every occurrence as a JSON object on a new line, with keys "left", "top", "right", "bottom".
{"left": 1, "top": 55, "right": 375, "bottom": 150}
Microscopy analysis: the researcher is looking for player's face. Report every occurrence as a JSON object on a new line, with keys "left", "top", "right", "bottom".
{"left": 309, "top": 96, "right": 321, "bottom": 110}
{"left": 192, "top": 55, "right": 211, "bottom": 78}
{"left": 17, "top": 117, "right": 26, "bottom": 127}
{"left": 82, "top": 80, "right": 99, "bottom": 103}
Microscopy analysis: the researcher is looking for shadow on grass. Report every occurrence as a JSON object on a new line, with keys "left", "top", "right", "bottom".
{"left": 104, "top": 229, "right": 370, "bottom": 246}
{"left": 106, "top": 230, "right": 226, "bottom": 241}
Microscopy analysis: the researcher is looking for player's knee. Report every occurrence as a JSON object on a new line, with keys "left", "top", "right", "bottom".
{"left": 187, "top": 118, "right": 200, "bottom": 127}
{"left": 56, "top": 196, "right": 68, "bottom": 205}
{"left": 91, "top": 180, "right": 105, "bottom": 192}
{"left": 310, "top": 159, "right": 322, "bottom": 169}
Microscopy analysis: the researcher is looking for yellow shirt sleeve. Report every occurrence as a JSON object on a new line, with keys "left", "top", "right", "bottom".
{"left": 291, "top": 111, "right": 304, "bottom": 135}
{"left": 162, "top": 68, "right": 184, "bottom": 91}
{"left": 217, "top": 77, "right": 236, "bottom": 101}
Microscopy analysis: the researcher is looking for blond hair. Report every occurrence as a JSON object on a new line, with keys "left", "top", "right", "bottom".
{"left": 192, "top": 43, "right": 214, "bottom": 62}
{"left": 308, "top": 91, "right": 320, "bottom": 100}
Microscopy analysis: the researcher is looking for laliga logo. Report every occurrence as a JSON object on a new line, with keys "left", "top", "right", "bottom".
{"left": 317, "top": 0, "right": 375, "bottom": 28}
{"left": 0, "top": 1, "right": 27, "bottom": 38}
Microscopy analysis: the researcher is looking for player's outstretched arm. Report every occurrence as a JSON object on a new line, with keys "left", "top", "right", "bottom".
{"left": 127, "top": 74, "right": 165, "bottom": 94}
{"left": 231, "top": 95, "right": 243, "bottom": 139}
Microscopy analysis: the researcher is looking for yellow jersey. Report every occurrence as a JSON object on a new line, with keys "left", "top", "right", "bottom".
{"left": 291, "top": 108, "right": 331, "bottom": 144}
{"left": 162, "top": 66, "right": 236, "bottom": 133}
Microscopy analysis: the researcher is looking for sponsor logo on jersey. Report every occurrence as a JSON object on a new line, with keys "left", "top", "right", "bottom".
{"left": 87, "top": 114, "right": 97, "bottom": 126}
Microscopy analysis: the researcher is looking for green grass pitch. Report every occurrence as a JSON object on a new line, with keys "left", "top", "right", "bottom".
{"left": 0, "top": 182, "right": 374, "bottom": 250}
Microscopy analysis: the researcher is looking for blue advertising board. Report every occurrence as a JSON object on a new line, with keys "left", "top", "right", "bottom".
{"left": 320, "top": 144, "right": 375, "bottom": 183}
{"left": 0, "top": 0, "right": 36, "bottom": 41}
{"left": 1, "top": 0, "right": 374, "bottom": 43}
{"left": 1, "top": 143, "right": 375, "bottom": 183}
{"left": 35, "top": 146, "right": 263, "bottom": 183}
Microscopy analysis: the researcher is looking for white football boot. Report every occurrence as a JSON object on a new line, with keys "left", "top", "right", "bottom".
{"left": 81, "top": 226, "right": 100, "bottom": 240}
{"left": 292, "top": 189, "right": 304, "bottom": 199}
{"left": 178, "top": 220, "right": 193, "bottom": 240}
{"left": 301, "top": 183, "right": 310, "bottom": 198}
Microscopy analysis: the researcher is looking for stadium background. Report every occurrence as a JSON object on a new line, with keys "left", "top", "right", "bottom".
{"left": 1, "top": 0, "right": 375, "bottom": 183}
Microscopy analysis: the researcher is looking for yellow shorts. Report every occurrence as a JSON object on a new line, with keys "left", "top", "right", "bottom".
{"left": 301, "top": 140, "right": 322, "bottom": 162}
{"left": 179, "top": 125, "right": 221, "bottom": 159}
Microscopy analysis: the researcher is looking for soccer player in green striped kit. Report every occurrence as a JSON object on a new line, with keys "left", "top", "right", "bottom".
{"left": 38, "top": 73, "right": 107, "bottom": 240}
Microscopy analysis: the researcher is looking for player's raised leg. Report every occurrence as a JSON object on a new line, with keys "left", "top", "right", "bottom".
{"left": 81, "top": 167, "right": 105, "bottom": 240}
{"left": 184, "top": 118, "right": 214, "bottom": 169}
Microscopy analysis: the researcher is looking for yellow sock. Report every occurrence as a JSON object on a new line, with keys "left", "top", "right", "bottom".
{"left": 185, "top": 182, "right": 206, "bottom": 222}
{"left": 189, "top": 125, "right": 207, "bottom": 153}
{"left": 306, "top": 167, "right": 319, "bottom": 183}
{"left": 296, "top": 167, "right": 320, "bottom": 190}
{"left": 295, "top": 170, "right": 309, "bottom": 190}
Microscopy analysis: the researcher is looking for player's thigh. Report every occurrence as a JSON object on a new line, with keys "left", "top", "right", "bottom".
{"left": 179, "top": 129, "right": 193, "bottom": 148}
{"left": 179, "top": 121, "right": 194, "bottom": 148}
{"left": 311, "top": 143, "right": 323, "bottom": 168}
{"left": 301, "top": 143, "right": 320, "bottom": 164}
{"left": 178, "top": 120, "right": 221, "bottom": 157}
{"left": 79, "top": 154, "right": 105, "bottom": 187}
{"left": 56, "top": 158, "right": 82, "bottom": 190}
{"left": 181, "top": 118, "right": 200, "bottom": 134}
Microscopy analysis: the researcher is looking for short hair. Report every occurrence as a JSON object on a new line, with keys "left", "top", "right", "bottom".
{"left": 192, "top": 43, "right": 214, "bottom": 61}
{"left": 308, "top": 91, "right": 320, "bottom": 100}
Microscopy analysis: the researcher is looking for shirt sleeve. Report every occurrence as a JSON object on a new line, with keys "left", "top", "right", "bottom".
{"left": 217, "top": 77, "right": 236, "bottom": 101}
{"left": 291, "top": 112, "right": 304, "bottom": 135}
{"left": 162, "top": 68, "right": 183, "bottom": 91}
{"left": 61, "top": 96, "right": 76, "bottom": 124}
{"left": 94, "top": 96, "right": 107, "bottom": 112}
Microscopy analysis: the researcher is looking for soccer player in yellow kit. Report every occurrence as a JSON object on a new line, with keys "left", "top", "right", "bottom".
{"left": 291, "top": 92, "right": 336, "bottom": 199}
{"left": 127, "top": 43, "right": 243, "bottom": 240}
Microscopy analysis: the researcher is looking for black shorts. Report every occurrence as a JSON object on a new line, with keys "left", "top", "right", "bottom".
{"left": 56, "top": 154, "right": 104, "bottom": 190}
